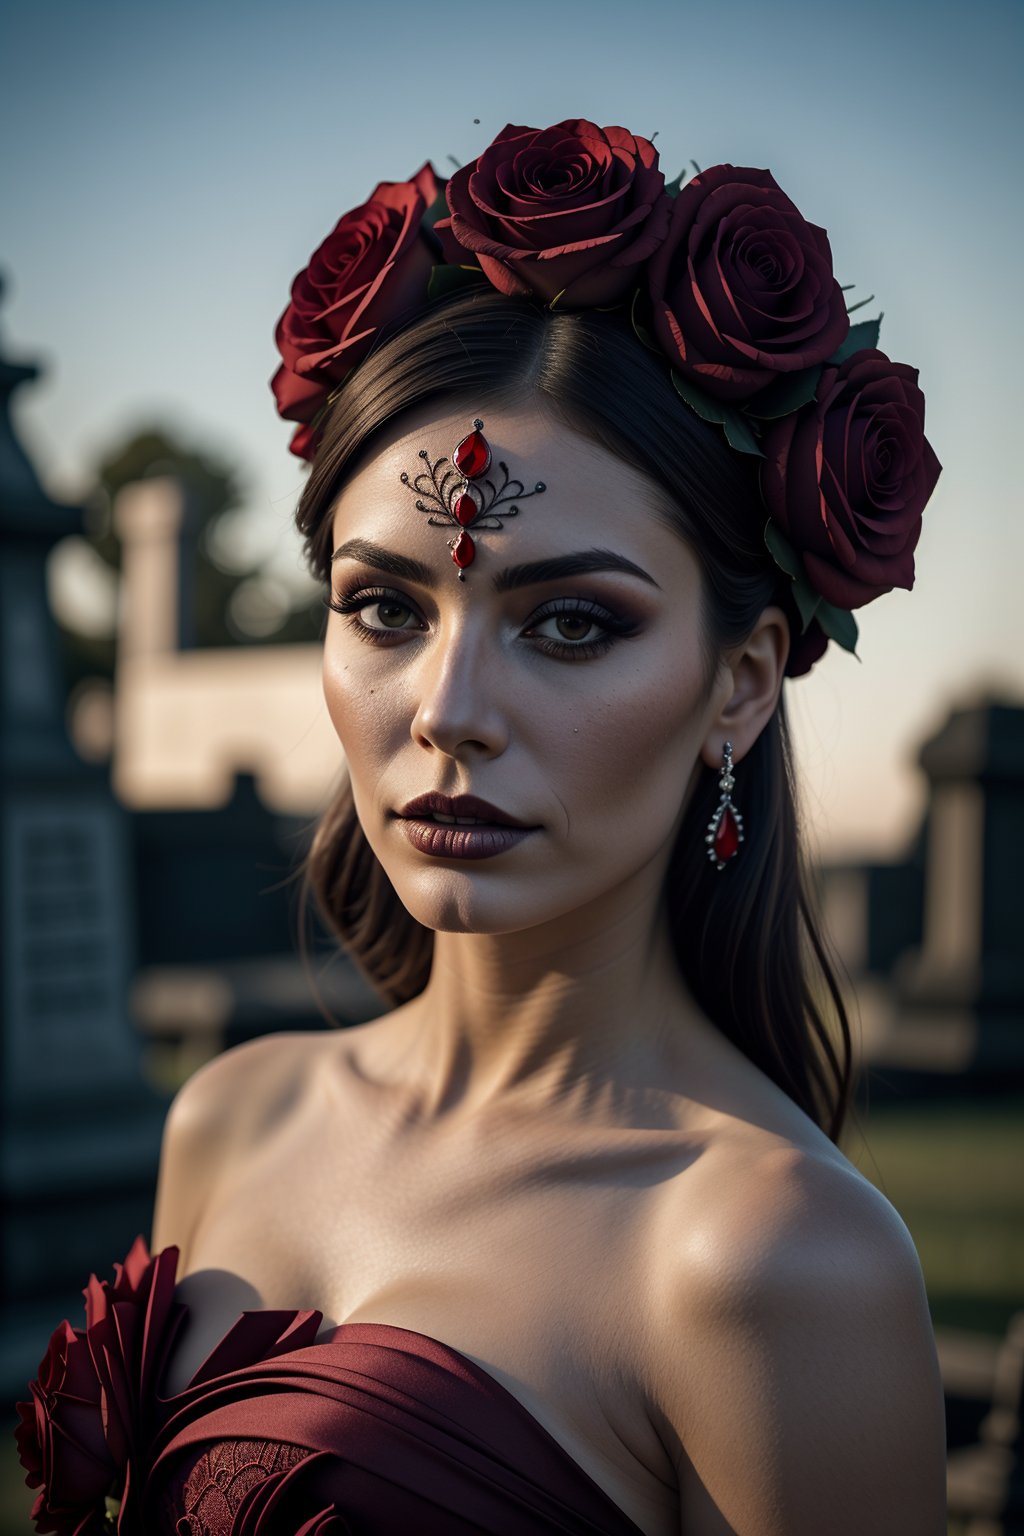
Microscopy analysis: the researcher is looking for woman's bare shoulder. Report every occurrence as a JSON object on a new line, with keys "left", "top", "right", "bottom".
{"left": 649, "top": 1130, "right": 945, "bottom": 1534}
{"left": 167, "top": 1030, "right": 321, "bottom": 1140}
{"left": 682, "top": 1126, "right": 915, "bottom": 1292}
{"left": 150, "top": 1028, "right": 344, "bottom": 1262}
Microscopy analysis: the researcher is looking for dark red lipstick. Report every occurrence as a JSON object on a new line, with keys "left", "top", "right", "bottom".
{"left": 396, "top": 792, "right": 539, "bottom": 860}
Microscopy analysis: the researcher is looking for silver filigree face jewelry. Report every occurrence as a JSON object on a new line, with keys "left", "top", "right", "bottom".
{"left": 399, "top": 419, "right": 546, "bottom": 580}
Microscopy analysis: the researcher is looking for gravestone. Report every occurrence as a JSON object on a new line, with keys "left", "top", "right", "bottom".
{"left": 0, "top": 280, "right": 167, "bottom": 1403}
{"left": 836, "top": 694, "right": 1024, "bottom": 1098}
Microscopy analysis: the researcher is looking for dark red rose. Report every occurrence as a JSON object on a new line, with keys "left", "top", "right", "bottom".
{"left": 436, "top": 119, "right": 671, "bottom": 307}
{"left": 228, "top": 1451, "right": 354, "bottom": 1534}
{"left": 271, "top": 163, "right": 441, "bottom": 459}
{"left": 14, "top": 1237, "right": 185, "bottom": 1536}
{"left": 761, "top": 348, "right": 941, "bottom": 611}
{"left": 14, "top": 1321, "right": 112, "bottom": 1535}
{"left": 647, "top": 164, "right": 850, "bottom": 401}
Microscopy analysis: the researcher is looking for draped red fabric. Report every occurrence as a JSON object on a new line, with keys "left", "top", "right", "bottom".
{"left": 145, "top": 1318, "right": 648, "bottom": 1535}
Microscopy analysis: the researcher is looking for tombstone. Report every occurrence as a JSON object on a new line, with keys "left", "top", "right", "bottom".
{"left": 0, "top": 281, "right": 167, "bottom": 1403}
{"left": 823, "top": 694, "right": 1024, "bottom": 1099}
{"left": 890, "top": 698, "right": 1024, "bottom": 1081}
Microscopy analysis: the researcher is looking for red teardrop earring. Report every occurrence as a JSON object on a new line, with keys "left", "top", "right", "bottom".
{"left": 706, "top": 741, "right": 744, "bottom": 869}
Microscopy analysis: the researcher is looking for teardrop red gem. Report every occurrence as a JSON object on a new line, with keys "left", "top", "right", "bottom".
{"left": 452, "top": 429, "right": 491, "bottom": 479}
{"left": 452, "top": 531, "right": 475, "bottom": 568}
{"left": 714, "top": 803, "right": 739, "bottom": 862}
{"left": 453, "top": 492, "right": 476, "bottom": 526}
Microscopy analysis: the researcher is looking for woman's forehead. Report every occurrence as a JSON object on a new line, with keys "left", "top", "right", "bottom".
{"left": 329, "top": 401, "right": 694, "bottom": 577}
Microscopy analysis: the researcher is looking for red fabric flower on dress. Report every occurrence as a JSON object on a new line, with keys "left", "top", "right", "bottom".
{"left": 14, "top": 1236, "right": 185, "bottom": 1535}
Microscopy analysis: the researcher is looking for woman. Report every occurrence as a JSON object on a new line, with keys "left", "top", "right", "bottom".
{"left": 17, "top": 120, "right": 947, "bottom": 1535}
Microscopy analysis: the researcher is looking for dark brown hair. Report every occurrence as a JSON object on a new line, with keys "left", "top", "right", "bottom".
{"left": 295, "top": 289, "right": 855, "bottom": 1144}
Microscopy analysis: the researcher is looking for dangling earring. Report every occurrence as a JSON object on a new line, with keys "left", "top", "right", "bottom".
{"left": 705, "top": 741, "right": 744, "bottom": 870}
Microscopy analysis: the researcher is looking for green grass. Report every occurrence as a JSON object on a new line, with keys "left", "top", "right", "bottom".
{"left": 844, "top": 1092, "right": 1024, "bottom": 1337}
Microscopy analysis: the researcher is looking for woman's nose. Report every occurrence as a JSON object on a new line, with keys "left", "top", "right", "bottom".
{"left": 409, "top": 624, "right": 510, "bottom": 759}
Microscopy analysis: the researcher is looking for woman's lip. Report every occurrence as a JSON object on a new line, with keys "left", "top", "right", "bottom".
{"left": 398, "top": 793, "right": 531, "bottom": 826}
{"left": 398, "top": 818, "right": 538, "bottom": 861}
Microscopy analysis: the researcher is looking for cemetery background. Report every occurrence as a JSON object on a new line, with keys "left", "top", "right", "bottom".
{"left": 3, "top": 0, "right": 1023, "bottom": 1526}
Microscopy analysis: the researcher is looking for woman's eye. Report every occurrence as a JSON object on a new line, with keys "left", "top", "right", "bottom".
{"left": 523, "top": 600, "right": 638, "bottom": 660}
{"left": 531, "top": 612, "right": 602, "bottom": 643}
{"left": 326, "top": 586, "right": 423, "bottom": 636}
{"left": 360, "top": 599, "right": 419, "bottom": 631}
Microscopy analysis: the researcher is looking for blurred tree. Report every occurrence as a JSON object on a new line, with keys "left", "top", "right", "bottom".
{"left": 55, "top": 426, "right": 323, "bottom": 700}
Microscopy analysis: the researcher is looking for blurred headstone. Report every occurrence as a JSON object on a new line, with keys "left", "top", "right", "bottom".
{"left": 0, "top": 280, "right": 167, "bottom": 1402}
{"left": 826, "top": 694, "right": 1024, "bottom": 1097}
{"left": 891, "top": 698, "right": 1024, "bottom": 1079}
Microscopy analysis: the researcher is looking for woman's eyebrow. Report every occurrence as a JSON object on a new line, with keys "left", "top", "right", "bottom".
{"left": 331, "top": 538, "right": 660, "bottom": 592}
{"left": 492, "top": 549, "right": 660, "bottom": 593}
{"left": 331, "top": 539, "right": 433, "bottom": 585}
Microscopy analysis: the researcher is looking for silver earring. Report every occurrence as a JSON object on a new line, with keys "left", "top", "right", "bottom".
{"left": 705, "top": 741, "right": 744, "bottom": 869}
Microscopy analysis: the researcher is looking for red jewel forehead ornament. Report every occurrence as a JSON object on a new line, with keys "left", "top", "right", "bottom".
{"left": 399, "top": 419, "right": 546, "bottom": 580}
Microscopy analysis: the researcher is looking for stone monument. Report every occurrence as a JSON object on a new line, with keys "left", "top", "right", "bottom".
{"left": 0, "top": 280, "right": 167, "bottom": 1403}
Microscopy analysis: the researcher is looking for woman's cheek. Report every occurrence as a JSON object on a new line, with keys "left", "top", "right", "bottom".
{"left": 578, "top": 667, "right": 704, "bottom": 823}
{"left": 323, "top": 647, "right": 409, "bottom": 770}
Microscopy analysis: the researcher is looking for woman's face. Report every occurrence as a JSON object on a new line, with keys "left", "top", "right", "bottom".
{"left": 324, "top": 401, "right": 734, "bottom": 938}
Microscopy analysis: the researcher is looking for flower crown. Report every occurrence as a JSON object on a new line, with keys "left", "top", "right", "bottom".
{"left": 271, "top": 118, "right": 941, "bottom": 679}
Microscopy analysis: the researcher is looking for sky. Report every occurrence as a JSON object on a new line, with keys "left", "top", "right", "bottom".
{"left": 2, "top": 0, "right": 1022, "bottom": 861}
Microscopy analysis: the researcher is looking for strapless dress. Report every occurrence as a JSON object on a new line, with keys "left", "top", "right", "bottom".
{"left": 14, "top": 1237, "right": 650, "bottom": 1535}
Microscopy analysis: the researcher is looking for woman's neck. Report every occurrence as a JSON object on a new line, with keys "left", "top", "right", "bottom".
{"left": 378, "top": 880, "right": 708, "bottom": 1130}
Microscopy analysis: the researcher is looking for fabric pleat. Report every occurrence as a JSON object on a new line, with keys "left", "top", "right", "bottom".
{"left": 144, "top": 1318, "right": 649, "bottom": 1535}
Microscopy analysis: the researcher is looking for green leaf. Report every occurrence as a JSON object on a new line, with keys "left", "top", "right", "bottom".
{"left": 745, "top": 366, "right": 822, "bottom": 420}
{"left": 427, "top": 263, "right": 485, "bottom": 302}
{"left": 763, "top": 519, "right": 802, "bottom": 579}
{"left": 671, "top": 369, "right": 729, "bottom": 425}
{"left": 814, "top": 599, "right": 860, "bottom": 655}
{"left": 792, "top": 574, "right": 822, "bottom": 633}
{"left": 422, "top": 185, "right": 451, "bottom": 233}
{"left": 630, "top": 289, "right": 661, "bottom": 352}
{"left": 827, "top": 316, "right": 883, "bottom": 365}
{"left": 664, "top": 167, "right": 686, "bottom": 198}
{"left": 721, "top": 412, "right": 763, "bottom": 456}
{"left": 670, "top": 371, "right": 763, "bottom": 456}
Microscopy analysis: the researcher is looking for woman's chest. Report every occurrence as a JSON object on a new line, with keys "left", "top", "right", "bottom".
{"left": 169, "top": 1077, "right": 692, "bottom": 1534}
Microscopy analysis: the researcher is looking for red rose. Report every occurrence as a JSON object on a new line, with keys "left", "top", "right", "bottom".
{"left": 647, "top": 165, "right": 850, "bottom": 401}
{"left": 15, "top": 1321, "right": 112, "bottom": 1535}
{"left": 14, "top": 1237, "right": 185, "bottom": 1536}
{"left": 271, "top": 163, "right": 441, "bottom": 459}
{"left": 437, "top": 119, "right": 671, "bottom": 307}
{"left": 761, "top": 348, "right": 942, "bottom": 611}
{"left": 229, "top": 1451, "right": 354, "bottom": 1534}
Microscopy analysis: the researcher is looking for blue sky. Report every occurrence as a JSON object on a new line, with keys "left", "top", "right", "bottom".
{"left": 2, "top": 0, "right": 1022, "bottom": 857}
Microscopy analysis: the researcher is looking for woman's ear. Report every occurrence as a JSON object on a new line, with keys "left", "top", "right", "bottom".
{"left": 699, "top": 605, "right": 790, "bottom": 771}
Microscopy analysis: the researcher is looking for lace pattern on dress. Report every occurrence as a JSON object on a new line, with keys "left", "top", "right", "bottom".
{"left": 168, "top": 1438, "right": 310, "bottom": 1535}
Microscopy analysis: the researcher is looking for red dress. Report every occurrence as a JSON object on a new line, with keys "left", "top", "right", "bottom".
{"left": 14, "top": 1238, "right": 648, "bottom": 1535}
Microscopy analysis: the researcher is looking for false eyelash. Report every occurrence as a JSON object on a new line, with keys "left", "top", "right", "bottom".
{"left": 325, "top": 584, "right": 413, "bottom": 620}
